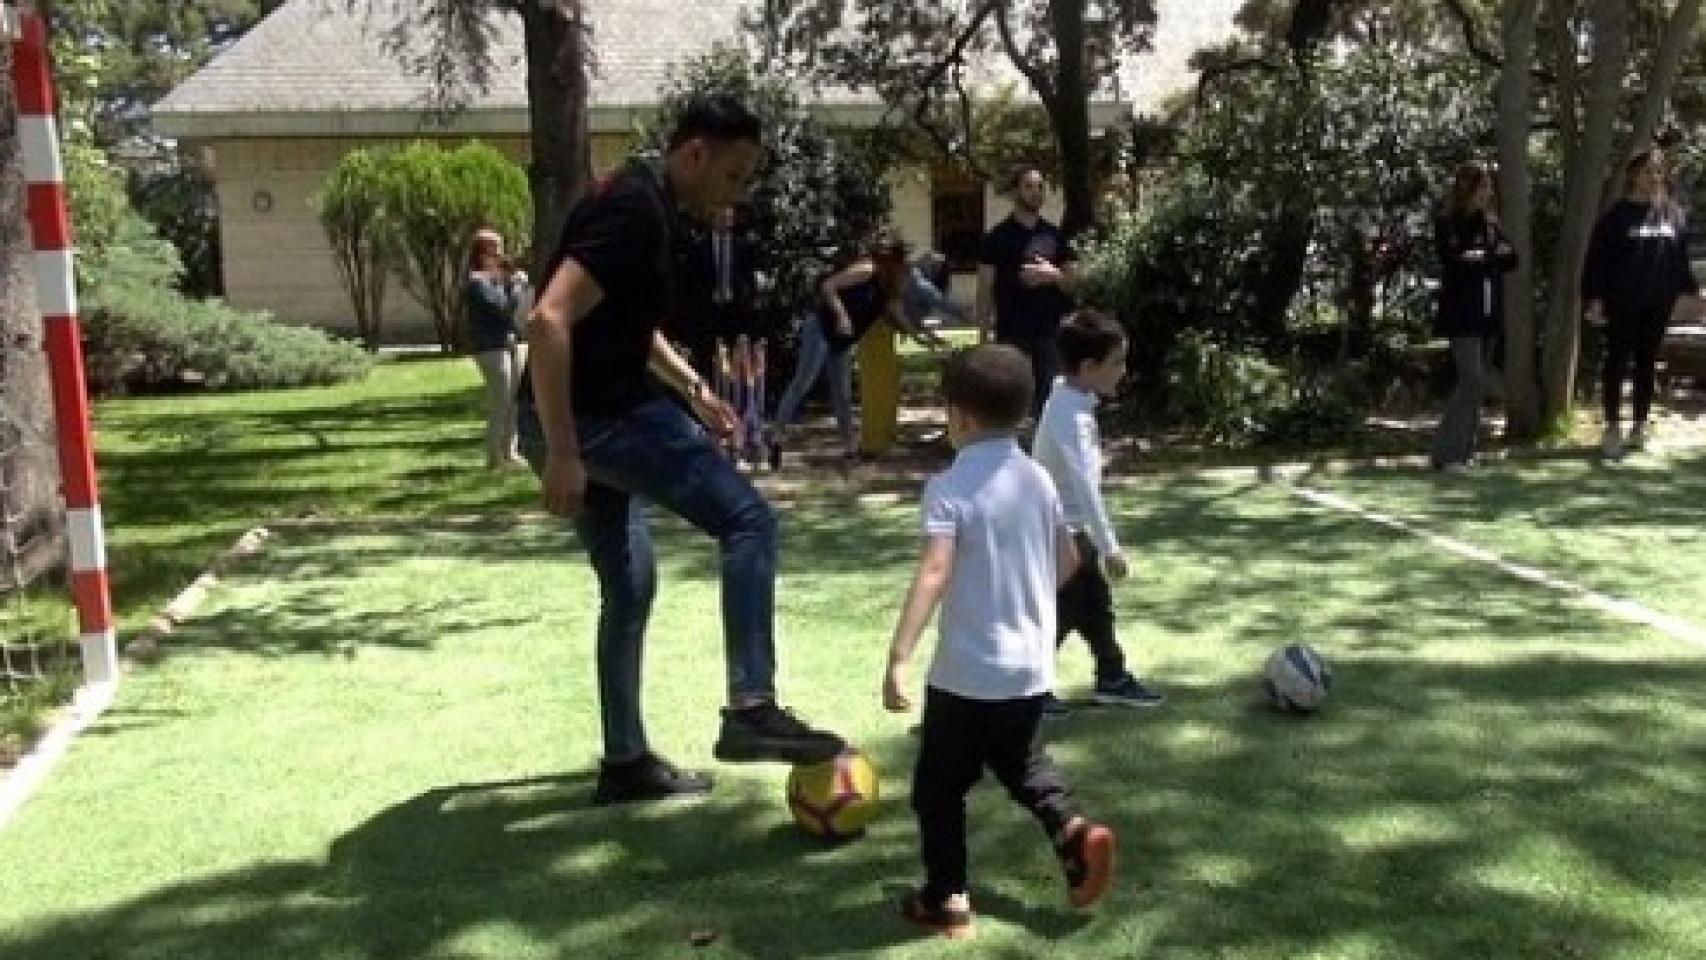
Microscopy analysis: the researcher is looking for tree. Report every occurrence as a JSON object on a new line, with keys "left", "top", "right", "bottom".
{"left": 756, "top": 0, "right": 1158, "bottom": 239}
{"left": 381, "top": 142, "right": 530, "bottom": 353}
{"left": 643, "top": 45, "right": 892, "bottom": 328}
{"left": 316, "top": 149, "right": 399, "bottom": 351}
{"left": 362, "top": 0, "right": 592, "bottom": 278}
{"left": 1472, "top": 0, "right": 1704, "bottom": 438}
{"left": 50, "top": 0, "right": 286, "bottom": 296}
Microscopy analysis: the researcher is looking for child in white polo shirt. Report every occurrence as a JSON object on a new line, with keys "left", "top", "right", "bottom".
{"left": 882, "top": 344, "right": 1117, "bottom": 940}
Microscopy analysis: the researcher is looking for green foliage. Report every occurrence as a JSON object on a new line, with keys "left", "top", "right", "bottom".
{"left": 644, "top": 45, "right": 891, "bottom": 328}
{"left": 1164, "top": 331, "right": 1291, "bottom": 444}
{"left": 316, "top": 148, "right": 401, "bottom": 350}
{"left": 1079, "top": 36, "right": 1492, "bottom": 434}
{"left": 52, "top": 0, "right": 280, "bottom": 296}
{"left": 63, "top": 133, "right": 371, "bottom": 393}
{"left": 380, "top": 142, "right": 530, "bottom": 352}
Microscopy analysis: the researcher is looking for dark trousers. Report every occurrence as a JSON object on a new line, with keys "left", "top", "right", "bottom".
{"left": 1057, "top": 534, "right": 1128, "bottom": 683}
{"left": 913, "top": 687, "right": 1077, "bottom": 903}
{"left": 1602, "top": 309, "right": 1669, "bottom": 427}
{"left": 999, "top": 333, "right": 1062, "bottom": 417}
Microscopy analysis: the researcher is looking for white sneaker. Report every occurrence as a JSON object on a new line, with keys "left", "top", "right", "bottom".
{"left": 1601, "top": 424, "right": 1624, "bottom": 460}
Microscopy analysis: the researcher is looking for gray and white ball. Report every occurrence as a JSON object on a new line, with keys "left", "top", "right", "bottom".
{"left": 1263, "top": 644, "right": 1332, "bottom": 713}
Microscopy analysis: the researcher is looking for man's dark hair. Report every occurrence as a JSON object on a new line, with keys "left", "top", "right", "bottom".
{"left": 668, "top": 95, "right": 763, "bottom": 150}
{"left": 941, "top": 345, "right": 1033, "bottom": 430}
{"left": 1008, "top": 162, "right": 1047, "bottom": 193}
{"left": 1057, "top": 310, "right": 1126, "bottom": 371}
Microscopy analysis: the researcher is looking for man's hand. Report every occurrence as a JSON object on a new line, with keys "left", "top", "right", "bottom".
{"left": 1104, "top": 550, "right": 1131, "bottom": 582}
{"left": 1586, "top": 300, "right": 1606, "bottom": 328}
{"left": 1020, "top": 257, "right": 1064, "bottom": 288}
{"left": 883, "top": 661, "right": 912, "bottom": 713}
{"left": 688, "top": 381, "right": 738, "bottom": 438}
{"left": 542, "top": 452, "right": 586, "bottom": 517}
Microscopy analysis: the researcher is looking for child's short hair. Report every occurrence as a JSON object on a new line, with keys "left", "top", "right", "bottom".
{"left": 1057, "top": 310, "right": 1126, "bottom": 372}
{"left": 942, "top": 345, "right": 1033, "bottom": 430}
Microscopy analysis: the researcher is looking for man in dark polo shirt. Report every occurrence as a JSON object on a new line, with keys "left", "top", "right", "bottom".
{"left": 518, "top": 97, "right": 844, "bottom": 806}
{"left": 976, "top": 164, "right": 1079, "bottom": 416}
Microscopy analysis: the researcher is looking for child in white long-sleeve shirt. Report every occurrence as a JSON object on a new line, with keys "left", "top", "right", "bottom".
{"left": 1032, "top": 310, "right": 1164, "bottom": 710}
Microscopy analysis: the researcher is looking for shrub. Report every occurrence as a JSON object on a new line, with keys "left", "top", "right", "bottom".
{"left": 316, "top": 147, "right": 400, "bottom": 351}
{"left": 1164, "top": 331, "right": 1290, "bottom": 444}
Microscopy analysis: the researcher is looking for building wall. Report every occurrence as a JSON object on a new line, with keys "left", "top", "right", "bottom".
{"left": 211, "top": 134, "right": 1064, "bottom": 343}
{"left": 211, "top": 134, "right": 629, "bottom": 342}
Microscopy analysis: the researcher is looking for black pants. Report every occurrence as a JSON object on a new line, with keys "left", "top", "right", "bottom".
{"left": 1602, "top": 308, "right": 1669, "bottom": 427}
{"left": 1058, "top": 533, "right": 1128, "bottom": 683}
{"left": 1000, "top": 334, "right": 1061, "bottom": 418}
{"left": 913, "top": 687, "right": 1077, "bottom": 903}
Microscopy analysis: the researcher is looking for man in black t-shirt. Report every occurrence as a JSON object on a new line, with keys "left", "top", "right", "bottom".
{"left": 518, "top": 97, "right": 844, "bottom": 806}
{"left": 976, "top": 164, "right": 1078, "bottom": 415}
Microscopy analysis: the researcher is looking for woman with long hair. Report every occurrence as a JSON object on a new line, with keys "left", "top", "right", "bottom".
{"left": 1431, "top": 161, "right": 1517, "bottom": 471}
{"left": 465, "top": 228, "right": 529, "bottom": 468}
{"left": 1584, "top": 147, "right": 1702, "bottom": 458}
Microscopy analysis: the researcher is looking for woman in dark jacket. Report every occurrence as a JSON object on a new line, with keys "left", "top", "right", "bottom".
{"left": 1432, "top": 161, "right": 1518, "bottom": 471}
{"left": 1584, "top": 148, "right": 1701, "bottom": 458}
{"left": 465, "top": 228, "right": 529, "bottom": 468}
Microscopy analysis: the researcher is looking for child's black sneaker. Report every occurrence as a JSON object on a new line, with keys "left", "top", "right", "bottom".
{"left": 1057, "top": 818, "right": 1117, "bottom": 909}
{"left": 713, "top": 702, "right": 844, "bottom": 764}
{"left": 1092, "top": 674, "right": 1166, "bottom": 708}
{"left": 899, "top": 890, "right": 975, "bottom": 940}
{"left": 592, "top": 753, "right": 713, "bottom": 806}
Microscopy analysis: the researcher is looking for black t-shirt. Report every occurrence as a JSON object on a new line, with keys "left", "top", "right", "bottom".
{"left": 526, "top": 159, "right": 676, "bottom": 418}
{"left": 817, "top": 277, "right": 889, "bottom": 354}
{"left": 980, "top": 215, "right": 1076, "bottom": 342}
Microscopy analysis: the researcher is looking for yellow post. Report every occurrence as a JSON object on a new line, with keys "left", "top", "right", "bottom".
{"left": 858, "top": 323, "right": 901, "bottom": 456}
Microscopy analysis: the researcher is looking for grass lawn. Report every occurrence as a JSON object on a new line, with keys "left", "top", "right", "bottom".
{"left": 4, "top": 359, "right": 1706, "bottom": 958}
{"left": 1305, "top": 449, "right": 1706, "bottom": 624}
{"left": 3, "top": 428, "right": 1706, "bottom": 957}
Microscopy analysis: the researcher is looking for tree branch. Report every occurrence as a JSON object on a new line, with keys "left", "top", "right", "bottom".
{"left": 994, "top": 0, "right": 1053, "bottom": 105}
{"left": 1438, "top": 0, "right": 1505, "bottom": 70}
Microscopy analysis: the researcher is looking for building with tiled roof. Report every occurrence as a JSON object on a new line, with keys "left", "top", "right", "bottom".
{"left": 153, "top": 0, "right": 1241, "bottom": 339}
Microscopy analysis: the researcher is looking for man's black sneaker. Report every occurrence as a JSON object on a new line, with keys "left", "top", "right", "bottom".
{"left": 713, "top": 702, "right": 845, "bottom": 764}
{"left": 592, "top": 753, "right": 713, "bottom": 806}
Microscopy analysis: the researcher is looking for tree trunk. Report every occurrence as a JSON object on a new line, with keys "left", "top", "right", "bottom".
{"left": 521, "top": 0, "right": 591, "bottom": 279}
{"left": 1, "top": 45, "right": 65, "bottom": 593}
{"left": 1614, "top": 0, "right": 1702, "bottom": 184}
{"left": 1497, "top": 0, "right": 1541, "bottom": 440}
{"left": 1047, "top": 0, "right": 1094, "bottom": 239}
{"left": 1542, "top": 0, "right": 1628, "bottom": 430}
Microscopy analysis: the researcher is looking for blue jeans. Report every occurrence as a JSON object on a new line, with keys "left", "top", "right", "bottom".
{"left": 518, "top": 395, "right": 780, "bottom": 763}
{"left": 772, "top": 317, "right": 854, "bottom": 449}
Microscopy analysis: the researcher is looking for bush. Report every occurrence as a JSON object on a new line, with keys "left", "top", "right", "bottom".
{"left": 382, "top": 142, "right": 530, "bottom": 353}
{"left": 83, "top": 279, "right": 371, "bottom": 393}
{"left": 65, "top": 125, "right": 372, "bottom": 393}
{"left": 1164, "top": 331, "right": 1290, "bottom": 444}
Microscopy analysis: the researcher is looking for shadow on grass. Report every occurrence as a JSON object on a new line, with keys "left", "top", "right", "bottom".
{"left": 5, "top": 654, "right": 1704, "bottom": 959}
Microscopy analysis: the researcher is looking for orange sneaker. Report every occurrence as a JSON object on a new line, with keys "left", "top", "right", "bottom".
{"left": 900, "top": 890, "right": 975, "bottom": 940}
{"left": 1059, "top": 819, "right": 1116, "bottom": 909}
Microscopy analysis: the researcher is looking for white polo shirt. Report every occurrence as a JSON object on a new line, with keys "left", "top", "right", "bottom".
{"left": 922, "top": 436, "right": 1065, "bottom": 701}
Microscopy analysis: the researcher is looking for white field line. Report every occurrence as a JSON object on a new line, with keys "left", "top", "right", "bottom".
{"left": 1290, "top": 485, "right": 1706, "bottom": 652}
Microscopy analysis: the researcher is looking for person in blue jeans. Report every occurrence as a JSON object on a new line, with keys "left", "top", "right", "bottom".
{"left": 768, "top": 232, "right": 948, "bottom": 468}
{"left": 517, "top": 96, "right": 844, "bottom": 806}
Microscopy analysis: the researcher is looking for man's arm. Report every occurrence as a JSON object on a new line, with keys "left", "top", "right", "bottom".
{"left": 649, "top": 330, "right": 736, "bottom": 435}
{"left": 884, "top": 535, "right": 956, "bottom": 712}
{"left": 530, "top": 258, "right": 604, "bottom": 516}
